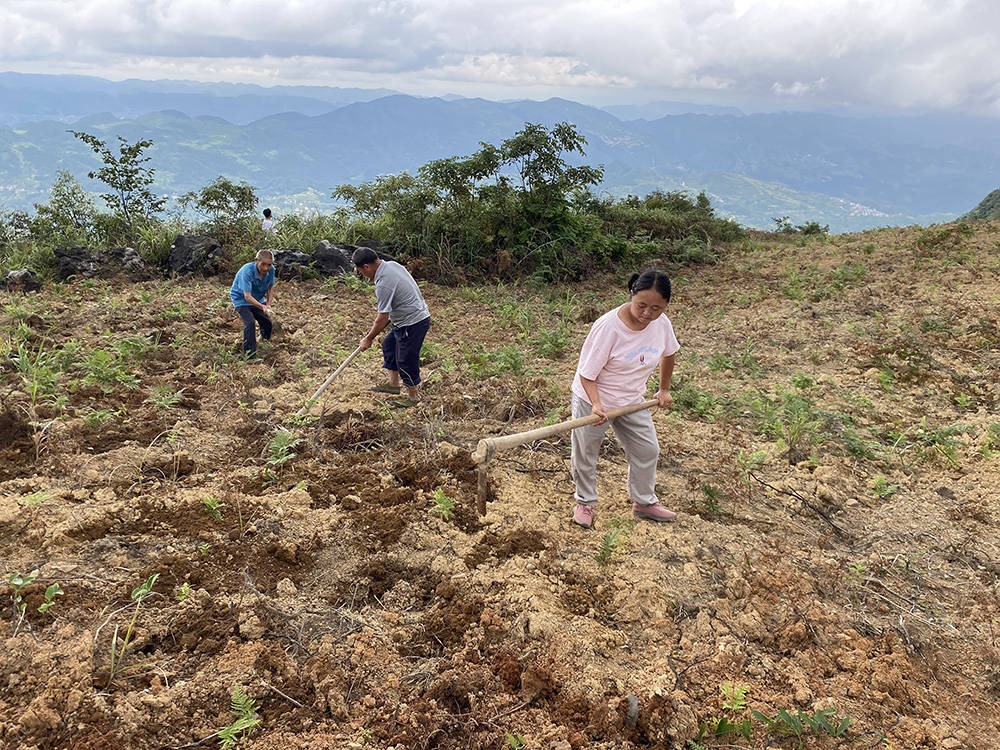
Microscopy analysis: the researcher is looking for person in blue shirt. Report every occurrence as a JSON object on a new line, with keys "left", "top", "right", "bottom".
{"left": 230, "top": 250, "right": 275, "bottom": 359}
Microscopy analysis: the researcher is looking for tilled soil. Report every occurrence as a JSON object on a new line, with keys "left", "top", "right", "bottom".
{"left": 2, "top": 224, "right": 999, "bottom": 749}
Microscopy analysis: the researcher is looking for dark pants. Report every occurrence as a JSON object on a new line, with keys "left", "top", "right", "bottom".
{"left": 236, "top": 305, "right": 272, "bottom": 355}
{"left": 382, "top": 316, "right": 431, "bottom": 387}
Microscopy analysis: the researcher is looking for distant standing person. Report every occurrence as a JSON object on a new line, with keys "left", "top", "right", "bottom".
{"left": 261, "top": 208, "right": 277, "bottom": 234}
{"left": 570, "top": 269, "right": 680, "bottom": 529}
{"left": 353, "top": 247, "right": 431, "bottom": 408}
{"left": 230, "top": 250, "right": 275, "bottom": 360}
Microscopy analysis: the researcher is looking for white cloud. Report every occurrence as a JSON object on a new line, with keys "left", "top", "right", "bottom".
{"left": 772, "top": 78, "right": 827, "bottom": 98}
{"left": 0, "top": 0, "right": 997, "bottom": 113}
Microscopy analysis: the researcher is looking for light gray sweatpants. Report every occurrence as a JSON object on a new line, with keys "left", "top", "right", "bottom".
{"left": 570, "top": 393, "right": 660, "bottom": 507}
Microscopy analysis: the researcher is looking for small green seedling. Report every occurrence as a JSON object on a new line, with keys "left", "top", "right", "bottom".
{"left": 737, "top": 449, "right": 768, "bottom": 474}
{"left": 870, "top": 476, "right": 899, "bottom": 499}
{"left": 844, "top": 561, "right": 868, "bottom": 587}
{"left": 262, "top": 429, "right": 303, "bottom": 484}
{"left": 266, "top": 429, "right": 302, "bottom": 468}
{"left": 84, "top": 408, "right": 118, "bottom": 428}
{"left": 700, "top": 483, "right": 724, "bottom": 512}
{"left": 176, "top": 582, "right": 192, "bottom": 602}
{"left": 19, "top": 491, "right": 48, "bottom": 508}
{"left": 203, "top": 496, "right": 225, "bottom": 521}
{"left": 721, "top": 682, "right": 749, "bottom": 711}
{"left": 107, "top": 573, "right": 159, "bottom": 688}
{"left": 750, "top": 707, "right": 852, "bottom": 745}
{"left": 543, "top": 408, "right": 563, "bottom": 426}
{"left": 284, "top": 410, "right": 318, "bottom": 428}
{"left": 38, "top": 583, "right": 64, "bottom": 616}
{"left": 218, "top": 685, "right": 261, "bottom": 749}
{"left": 953, "top": 393, "right": 972, "bottom": 409}
{"left": 595, "top": 518, "right": 635, "bottom": 565}
{"left": 146, "top": 385, "right": 185, "bottom": 410}
{"left": 8, "top": 569, "right": 38, "bottom": 634}
{"left": 430, "top": 488, "right": 456, "bottom": 521}
{"left": 505, "top": 733, "right": 526, "bottom": 750}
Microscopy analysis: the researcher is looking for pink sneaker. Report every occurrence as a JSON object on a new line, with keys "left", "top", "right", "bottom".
{"left": 573, "top": 504, "right": 595, "bottom": 529}
{"left": 633, "top": 502, "right": 677, "bottom": 522}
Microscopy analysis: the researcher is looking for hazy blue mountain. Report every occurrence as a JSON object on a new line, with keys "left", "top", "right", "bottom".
{"left": 0, "top": 71, "right": 398, "bottom": 126}
{"left": 629, "top": 112, "right": 1000, "bottom": 215}
{"left": 1, "top": 83, "right": 996, "bottom": 231}
{"left": 602, "top": 100, "right": 744, "bottom": 120}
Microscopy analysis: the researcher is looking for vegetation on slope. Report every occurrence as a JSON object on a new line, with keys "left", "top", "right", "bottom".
{"left": 1, "top": 123, "right": 742, "bottom": 283}
{"left": 961, "top": 187, "right": 1000, "bottom": 221}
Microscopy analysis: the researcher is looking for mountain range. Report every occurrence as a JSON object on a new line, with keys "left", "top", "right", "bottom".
{"left": 1, "top": 72, "right": 997, "bottom": 231}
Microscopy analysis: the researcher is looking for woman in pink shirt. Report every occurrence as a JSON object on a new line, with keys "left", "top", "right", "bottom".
{"left": 571, "top": 269, "right": 679, "bottom": 529}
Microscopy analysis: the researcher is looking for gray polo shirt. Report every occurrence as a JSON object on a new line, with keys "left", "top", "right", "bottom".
{"left": 374, "top": 260, "right": 430, "bottom": 327}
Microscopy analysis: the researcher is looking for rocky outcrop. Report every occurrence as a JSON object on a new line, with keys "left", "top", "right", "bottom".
{"left": 310, "top": 241, "right": 354, "bottom": 276}
{"left": 167, "top": 235, "right": 224, "bottom": 276}
{"left": 3, "top": 268, "right": 42, "bottom": 293}
{"left": 272, "top": 249, "right": 313, "bottom": 280}
{"left": 53, "top": 246, "right": 151, "bottom": 280}
{"left": 269, "top": 241, "right": 399, "bottom": 279}
{"left": 106, "top": 247, "right": 152, "bottom": 278}
{"left": 54, "top": 246, "right": 101, "bottom": 280}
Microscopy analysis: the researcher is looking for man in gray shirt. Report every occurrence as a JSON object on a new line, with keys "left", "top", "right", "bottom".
{"left": 353, "top": 247, "right": 432, "bottom": 407}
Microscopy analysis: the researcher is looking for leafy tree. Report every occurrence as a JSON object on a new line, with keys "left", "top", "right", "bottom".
{"left": 0, "top": 206, "right": 31, "bottom": 251}
{"left": 70, "top": 130, "right": 166, "bottom": 232}
{"left": 332, "top": 122, "right": 742, "bottom": 281}
{"left": 30, "top": 171, "right": 96, "bottom": 245}
{"left": 499, "top": 121, "right": 603, "bottom": 197}
{"left": 333, "top": 122, "right": 607, "bottom": 279}
{"left": 181, "top": 175, "right": 258, "bottom": 225}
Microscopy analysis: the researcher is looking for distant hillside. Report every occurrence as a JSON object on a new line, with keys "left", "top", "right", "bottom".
{"left": 1, "top": 90, "right": 995, "bottom": 230}
{"left": 961, "top": 188, "right": 1000, "bottom": 220}
{"left": 0, "top": 71, "right": 398, "bottom": 126}
{"left": 601, "top": 100, "right": 744, "bottom": 119}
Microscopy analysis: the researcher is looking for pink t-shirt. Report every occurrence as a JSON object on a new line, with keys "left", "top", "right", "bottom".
{"left": 572, "top": 305, "right": 680, "bottom": 409}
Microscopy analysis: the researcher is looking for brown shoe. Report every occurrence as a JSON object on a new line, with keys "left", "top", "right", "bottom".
{"left": 389, "top": 397, "right": 418, "bottom": 409}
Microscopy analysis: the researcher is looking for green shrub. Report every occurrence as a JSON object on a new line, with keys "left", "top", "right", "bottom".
{"left": 332, "top": 125, "right": 741, "bottom": 282}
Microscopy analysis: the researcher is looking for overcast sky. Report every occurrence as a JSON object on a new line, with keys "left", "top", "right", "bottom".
{"left": 2, "top": 0, "right": 998, "bottom": 114}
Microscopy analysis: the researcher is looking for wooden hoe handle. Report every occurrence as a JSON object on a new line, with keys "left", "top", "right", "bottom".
{"left": 471, "top": 398, "right": 659, "bottom": 465}
{"left": 297, "top": 346, "right": 364, "bottom": 415}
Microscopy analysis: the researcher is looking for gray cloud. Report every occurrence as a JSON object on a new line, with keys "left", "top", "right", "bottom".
{"left": 1, "top": 0, "right": 997, "bottom": 114}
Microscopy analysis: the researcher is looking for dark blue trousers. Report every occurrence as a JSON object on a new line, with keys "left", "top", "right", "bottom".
{"left": 382, "top": 316, "right": 431, "bottom": 387}
{"left": 236, "top": 305, "right": 272, "bottom": 355}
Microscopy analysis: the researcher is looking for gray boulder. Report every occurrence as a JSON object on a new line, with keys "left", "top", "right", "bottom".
{"left": 53, "top": 246, "right": 152, "bottom": 280}
{"left": 309, "top": 241, "right": 399, "bottom": 276}
{"left": 54, "top": 246, "right": 101, "bottom": 280}
{"left": 168, "top": 235, "right": 224, "bottom": 275}
{"left": 4, "top": 268, "right": 42, "bottom": 293}
{"left": 272, "top": 249, "right": 312, "bottom": 280}
{"left": 106, "top": 247, "right": 152, "bottom": 279}
{"left": 311, "top": 241, "right": 354, "bottom": 276}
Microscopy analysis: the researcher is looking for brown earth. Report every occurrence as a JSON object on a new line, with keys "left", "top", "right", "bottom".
{"left": 1, "top": 223, "right": 999, "bottom": 749}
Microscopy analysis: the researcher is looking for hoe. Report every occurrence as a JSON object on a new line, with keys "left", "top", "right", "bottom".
{"left": 471, "top": 398, "right": 659, "bottom": 515}
{"left": 296, "top": 345, "right": 364, "bottom": 416}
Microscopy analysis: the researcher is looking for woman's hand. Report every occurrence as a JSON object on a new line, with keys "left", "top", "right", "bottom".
{"left": 655, "top": 390, "right": 672, "bottom": 410}
{"left": 590, "top": 401, "right": 608, "bottom": 425}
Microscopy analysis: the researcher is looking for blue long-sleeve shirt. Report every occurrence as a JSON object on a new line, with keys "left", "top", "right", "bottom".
{"left": 230, "top": 262, "right": 275, "bottom": 308}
